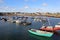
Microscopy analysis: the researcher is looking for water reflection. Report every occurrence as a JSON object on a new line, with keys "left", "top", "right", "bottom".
{"left": 15, "top": 23, "right": 20, "bottom": 26}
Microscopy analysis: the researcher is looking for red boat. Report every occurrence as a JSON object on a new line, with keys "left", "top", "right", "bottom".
{"left": 40, "top": 17, "right": 60, "bottom": 33}
{"left": 40, "top": 25, "right": 60, "bottom": 32}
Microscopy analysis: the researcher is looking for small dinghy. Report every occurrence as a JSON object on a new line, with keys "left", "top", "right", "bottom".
{"left": 28, "top": 29, "right": 53, "bottom": 37}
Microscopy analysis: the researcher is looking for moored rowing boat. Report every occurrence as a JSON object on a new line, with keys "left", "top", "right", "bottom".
{"left": 28, "top": 29, "right": 53, "bottom": 37}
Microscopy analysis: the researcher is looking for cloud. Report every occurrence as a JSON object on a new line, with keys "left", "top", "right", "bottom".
{"left": 24, "top": 5, "right": 29, "bottom": 9}
{"left": 34, "top": 8, "right": 42, "bottom": 12}
{"left": 0, "top": 6, "right": 17, "bottom": 12}
{"left": 42, "top": 3, "right": 48, "bottom": 6}
{"left": 20, "top": 8, "right": 24, "bottom": 12}
{"left": 19, "top": 5, "right": 30, "bottom": 12}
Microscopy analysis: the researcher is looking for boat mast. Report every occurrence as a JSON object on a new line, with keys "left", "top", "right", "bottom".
{"left": 15, "top": 12, "right": 17, "bottom": 19}
{"left": 41, "top": 17, "right": 46, "bottom": 26}
{"left": 47, "top": 18, "right": 51, "bottom": 26}
{"left": 15, "top": 12, "right": 17, "bottom": 16}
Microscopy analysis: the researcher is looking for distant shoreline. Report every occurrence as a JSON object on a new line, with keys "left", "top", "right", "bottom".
{"left": 0, "top": 12, "right": 60, "bottom": 18}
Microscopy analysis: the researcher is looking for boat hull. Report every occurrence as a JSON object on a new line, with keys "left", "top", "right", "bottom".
{"left": 28, "top": 29, "right": 53, "bottom": 37}
{"left": 40, "top": 27, "right": 60, "bottom": 32}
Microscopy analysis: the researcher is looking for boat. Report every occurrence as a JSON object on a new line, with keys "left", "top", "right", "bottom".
{"left": 20, "top": 17, "right": 31, "bottom": 25}
{"left": 29, "top": 32, "right": 52, "bottom": 40}
{"left": 40, "top": 18, "right": 60, "bottom": 33}
{"left": 40, "top": 22, "right": 60, "bottom": 31}
{"left": 21, "top": 22, "right": 31, "bottom": 25}
{"left": 28, "top": 29, "right": 53, "bottom": 37}
{"left": 54, "top": 23, "right": 60, "bottom": 33}
{"left": 7, "top": 19, "right": 16, "bottom": 23}
{"left": 34, "top": 18, "right": 42, "bottom": 22}
{"left": 1, "top": 18, "right": 7, "bottom": 21}
{"left": 40, "top": 17, "right": 56, "bottom": 33}
{"left": 40, "top": 26, "right": 54, "bottom": 32}
{"left": 15, "top": 20, "right": 22, "bottom": 24}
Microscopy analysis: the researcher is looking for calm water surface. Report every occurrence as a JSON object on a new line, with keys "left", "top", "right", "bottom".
{"left": 0, "top": 16, "right": 60, "bottom": 40}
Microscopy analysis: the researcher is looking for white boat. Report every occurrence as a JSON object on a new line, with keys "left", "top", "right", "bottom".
{"left": 15, "top": 20, "right": 22, "bottom": 24}
{"left": 34, "top": 18, "right": 42, "bottom": 22}
{"left": 55, "top": 23, "right": 60, "bottom": 27}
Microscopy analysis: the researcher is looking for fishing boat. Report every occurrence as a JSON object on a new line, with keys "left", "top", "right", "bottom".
{"left": 20, "top": 17, "right": 31, "bottom": 25}
{"left": 28, "top": 29, "right": 53, "bottom": 37}
{"left": 40, "top": 18, "right": 60, "bottom": 33}
{"left": 40, "top": 26, "right": 54, "bottom": 32}
{"left": 40, "top": 25, "right": 60, "bottom": 33}
{"left": 39, "top": 17, "right": 54, "bottom": 32}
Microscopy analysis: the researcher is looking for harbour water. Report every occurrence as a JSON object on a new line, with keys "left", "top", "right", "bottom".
{"left": 0, "top": 16, "right": 60, "bottom": 40}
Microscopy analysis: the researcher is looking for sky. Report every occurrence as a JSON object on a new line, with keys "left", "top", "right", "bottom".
{"left": 0, "top": 0, "right": 60, "bottom": 13}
